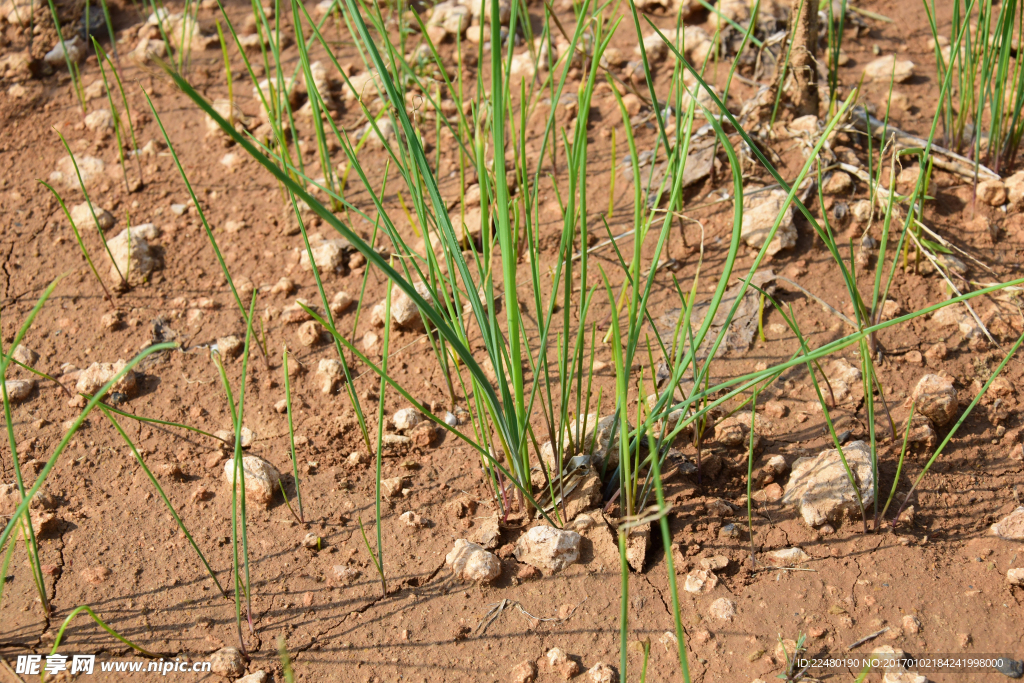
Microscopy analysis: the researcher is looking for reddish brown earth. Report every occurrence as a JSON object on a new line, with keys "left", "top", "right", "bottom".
{"left": 1, "top": 0, "right": 1023, "bottom": 681}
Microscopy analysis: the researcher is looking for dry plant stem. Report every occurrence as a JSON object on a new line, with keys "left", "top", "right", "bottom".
{"left": 789, "top": 0, "right": 819, "bottom": 116}
{"left": 850, "top": 109, "right": 1000, "bottom": 180}
{"left": 282, "top": 347, "right": 304, "bottom": 522}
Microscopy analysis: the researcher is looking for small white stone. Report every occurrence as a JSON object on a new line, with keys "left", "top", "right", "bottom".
{"left": 571, "top": 513, "right": 596, "bottom": 531}
{"left": 764, "top": 454, "right": 788, "bottom": 476}
{"left": 209, "top": 647, "right": 246, "bottom": 678}
{"left": 44, "top": 35, "right": 85, "bottom": 68}
{"left": 400, "top": 511, "right": 424, "bottom": 528}
{"left": 864, "top": 55, "right": 915, "bottom": 83}
{"left": 316, "top": 358, "right": 344, "bottom": 394}
{"left": 84, "top": 108, "right": 114, "bottom": 132}
{"left": 271, "top": 278, "right": 296, "bottom": 296}
{"left": 382, "top": 476, "right": 405, "bottom": 498}
{"left": 709, "top": 597, "right": 736, "bottom": 620}
{"left": 297, "top": 320, "right": 322, "bottom": 347}
{"left": 105, "top": 225, "right": 161, "bottom": 284}
{"left": 223, "top": 456, "right": 281, "bottom": 507}
{"left": 586, "top": 662, "right": 618, "bottom": 683}
{"left": 764, "top": 547, "right": 811, "bottom": 567}
{"left": 220, "top": 152, "right": 242, "bottom": 170}
{"left": 3, "top": 379, "right": 35, "bottom": 403}
{"left": 331, "top": 564, "right": 361, "bottom": 585}
{"left": 993, "top": 507, "right": 1024, "bottom": 540}
{"left": 330, "top": 290, "right": 353, "bottom": 316}
{"left": 445, "top": 539, "right": 501, "bottom": 583}
{"left": 683, "top": 569, "right": 717, "bottom": 594}
{"left": 76, "top": 360, "right": 137, "bottom": 397}
{"left": 388, "top": 281, "right": 433, "bottom": 329}
{"left": 10, "top": 345, "right": 38, "bottom": 367}
{"left": 217, "top": 335, "right": 243, "bottom": 359}
{"left": 392, "top": 407, "right": 423, "bottom": 432}
{"left": 70, "top": 202, "right": 114, "bottom": 230}
{"left": 50, "top": 154, "right": 105, "bottom": 191}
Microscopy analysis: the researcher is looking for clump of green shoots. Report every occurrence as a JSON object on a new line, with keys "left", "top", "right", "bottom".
{"left": 150, "top": 0, "right": 1024, "bottom": 680}
{"left": 924, "top": 0, "right": 1024, "bottom": 172}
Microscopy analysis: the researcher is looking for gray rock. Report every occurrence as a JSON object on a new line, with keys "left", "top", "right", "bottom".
{"left": 718, "top": 523, "right": 741, "bottom": 539}
{"left": 782, "top": 440, "right": 874, "bottom": 527}
{"left": 513, "top": 525, "right": 581, "bottom": 573}
{"left": 741, "top": 189, "right": 797, "bottom": 256}
{"left": 993, "top": 506, "right": 1024, "bottom": 540}
{"left": 470, "top": 514, "right": 501, "bottom": 549}
{"left": 44, "top": 35, "right": 85, "bottom": 68}
{"left": 911, "top": 374, "right": 957, "bottom": 426}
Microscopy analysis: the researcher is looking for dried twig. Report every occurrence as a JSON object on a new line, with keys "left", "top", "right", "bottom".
{"left": 475, "top": 597, "right": 588, "bottom": 636}
{"left": 847, "top": 627, "right": 889, "bottom": 650}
